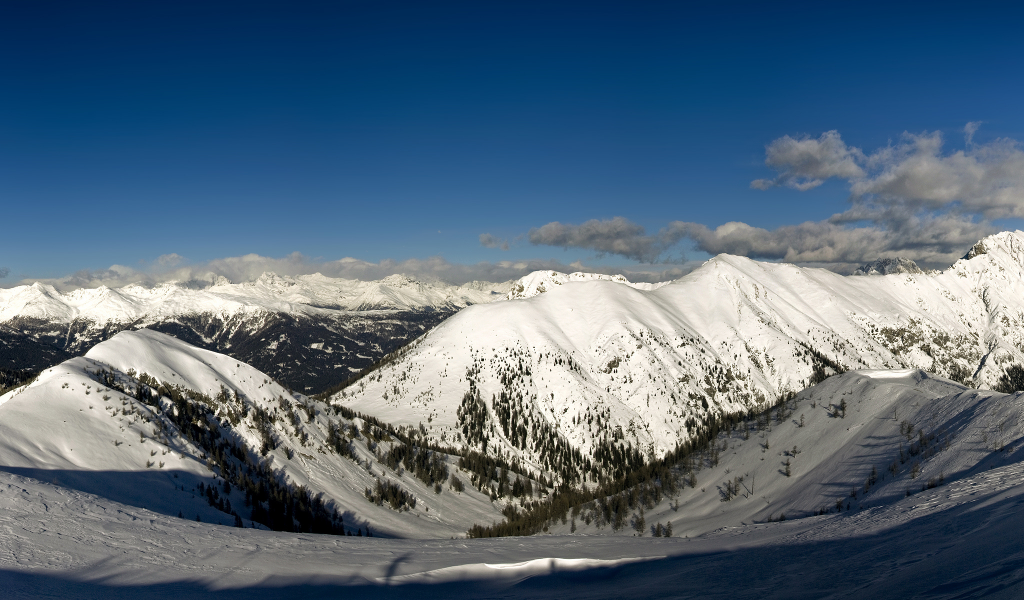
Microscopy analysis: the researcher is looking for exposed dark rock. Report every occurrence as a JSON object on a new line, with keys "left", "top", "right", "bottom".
{"left": 852, "top": 257, "right": 924, "bottom": 276}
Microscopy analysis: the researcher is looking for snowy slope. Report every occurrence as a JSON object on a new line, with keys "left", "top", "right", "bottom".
{"left": 0, "top": 330, "right": 508, "bottom": 538}
{"left": 337, "top": 231, "right": 1024, "bottom": 478}
{"left": 0, "top": 270, "right": 662, "bottom": 393}
{"left": 554, "top": 367, "right": 1024, "bottom": 538}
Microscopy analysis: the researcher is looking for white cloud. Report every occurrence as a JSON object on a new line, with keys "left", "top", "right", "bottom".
{"left": 849, "top": 131, "right": 1024, "bottom": 220}
{"left": 755, "top": 124, "right": 1024, "bottom": 223}
{"left": 673, "top": 123, "right": 1024, "bottom": 270}
{"left": 528, "top": 217, "right": 685, "bottom": 263}
{"left": 526, "top": 124, "right": 1016, "bottom": 272}
{"left": 751, "top": 130, "right": 866, "bottom": 191}
{"left": 479, "top": 233, "right": 509, "bottom": 251}
{"left": 965, "top": 121, "right": 982, "bottom": 145}
{"left": 156, "top": 253, "right": 184, "bottom": 267}
{"left": 667, "top": 214, "right": 993, "bottom": 272}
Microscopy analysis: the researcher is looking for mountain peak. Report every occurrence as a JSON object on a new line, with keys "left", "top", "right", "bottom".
{"left": 379, "top": 273, "right": 418, "bottom": 287}
{"left": 954, "top": 230, "right": 1024, "bottom": 270}
{"left": 506, "top": 270, "right": 635, "bottom": 300}
{"left": 853, "top": 257, "right": 924, "bottom": 276}
{"left": 963, "top": 241, "right": 988, "bottom": 260}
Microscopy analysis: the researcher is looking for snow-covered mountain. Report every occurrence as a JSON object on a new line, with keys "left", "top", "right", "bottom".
{"left": 336, "top": 231, "right": 1024, "bottom": 482}
{"left": 0, "top": 330, "right": 516, "bottom": 538}
{"left": 0, "top": 273, "right": 511, "bottom": 394}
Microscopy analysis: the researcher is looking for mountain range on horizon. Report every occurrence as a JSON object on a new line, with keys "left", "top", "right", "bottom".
{"left": 3, "top": 231, "right": 1024, "bottom": 400}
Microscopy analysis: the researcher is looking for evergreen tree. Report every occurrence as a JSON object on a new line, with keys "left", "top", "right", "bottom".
{"left": 996, "top": 364, "right": 1024, "bottom": 393}
{"left": 632, "top": 508, "right": 646, "bottom": 536}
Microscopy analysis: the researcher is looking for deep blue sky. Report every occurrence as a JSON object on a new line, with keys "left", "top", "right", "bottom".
{"left": 2, "top": 1, "right": 1023, "bottom": 283}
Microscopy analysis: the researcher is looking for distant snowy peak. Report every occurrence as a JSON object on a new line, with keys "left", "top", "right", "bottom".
{"left": 460, "top": 279, "right": 514, "bottom": 293}
{"left": 853, "top": 257, "right": 924, "bottom": 276}
{"left": 505, "top": 270, "right": 671, "bottom": 300}
{"left": 0, "top": 272, "right": 511, "bottom": 325}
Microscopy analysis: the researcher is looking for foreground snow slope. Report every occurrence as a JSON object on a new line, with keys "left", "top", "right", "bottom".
{"left": 3, "top": 456, "right": 1024, "bottom": 598}
{"left": 338, "top": 231, "right": 1024, "bottom": 472}
{"left": 0, "top": 330, "right": 506, "bottom": 538}
{"left": 4, "top": 338, "right": 1024, "bottom": 595}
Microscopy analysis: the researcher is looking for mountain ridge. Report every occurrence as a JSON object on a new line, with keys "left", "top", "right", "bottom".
{"left": 335, "top": 230, "right": 1024, "bottom": 481}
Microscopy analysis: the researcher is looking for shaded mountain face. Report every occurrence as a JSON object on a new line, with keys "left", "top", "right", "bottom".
{"left": 336, "top": 231, "right": 1024, "bottom": 484}
{"left": 0, "top": 274, "right": 510, "bottom": 394}
{"left": 852, "top": 257, "right": 925, "bottom": 276}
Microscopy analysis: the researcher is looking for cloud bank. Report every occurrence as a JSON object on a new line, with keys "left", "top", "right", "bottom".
{"left": 525, "top": 124, "right": 1023, "bottom": 271}
{"left": 10, "top": 253, "right": 687, "bottom": 292}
